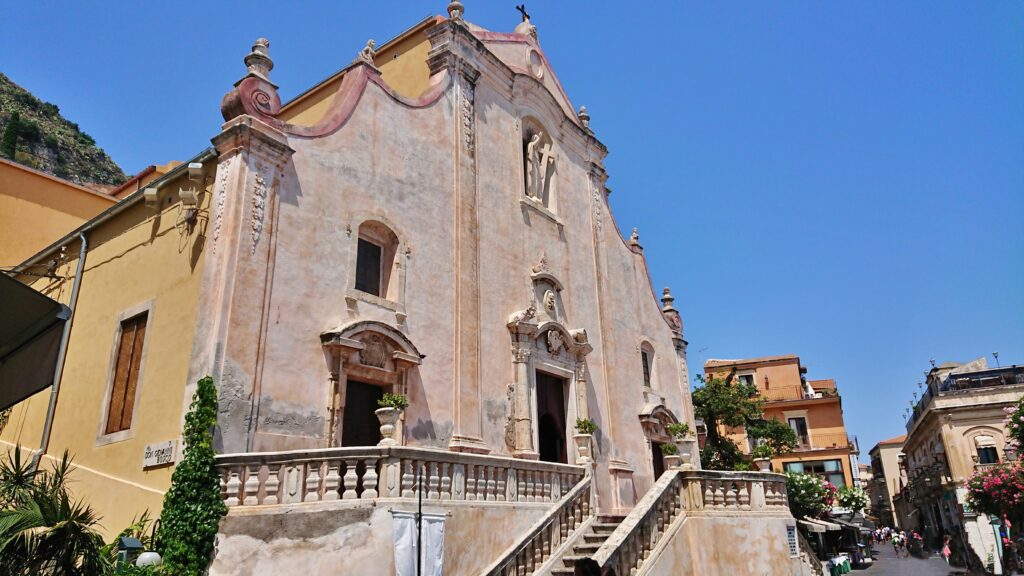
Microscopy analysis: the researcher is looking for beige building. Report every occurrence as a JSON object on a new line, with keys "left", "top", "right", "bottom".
{"left": 895, "top": 358, "right": 1023, "bottom": 571}
{"left": 705, "top": 355, "right": 857, "bottom": 487}
{"left": 867, "top": 434, "right": 905, "bottom": 528}
{"left": 2, "top": 6, "right": 813, "bottom": 575}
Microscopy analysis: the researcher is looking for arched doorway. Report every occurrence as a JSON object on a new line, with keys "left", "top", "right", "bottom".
{"left": 321, "top": 321, "right": 422, "bottom": 447}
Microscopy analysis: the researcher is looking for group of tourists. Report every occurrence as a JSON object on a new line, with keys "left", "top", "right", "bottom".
{"left": 871, "top": 527, "right": 930, "bottom": 560}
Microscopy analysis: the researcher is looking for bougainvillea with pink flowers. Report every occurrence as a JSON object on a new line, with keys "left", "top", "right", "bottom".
{"left": 1005, "top": 397, "right": 1023, "bottom": 454}
{"left": 965, "top": 459, "right": 1024, "bottom": 517}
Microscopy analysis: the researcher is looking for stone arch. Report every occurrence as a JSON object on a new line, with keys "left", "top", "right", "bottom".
{"left": 639, "top": 404, "right": 680, "bottom": 445}
{"left": 321, "top": 320, "right": 422, "bottom": 447}
{"left": 345, "top": 213, "right": 410, "bottom": 323}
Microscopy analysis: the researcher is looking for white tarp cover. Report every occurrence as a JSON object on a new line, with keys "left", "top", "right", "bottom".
{"left": 393, "top": 511, "right": 445, "bottom": 576}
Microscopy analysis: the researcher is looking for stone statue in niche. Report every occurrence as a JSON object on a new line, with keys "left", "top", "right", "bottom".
{"left": 543, "top": 290, "right": 556, "bottom": 312}
{"left": 546, "top": 329, "right": 565, "bottom": 355}
{"left": 359, "top": 334, "right": 388, "bottom": 368}
{"left": 525, "top": 130, "right": 555, "bottom": 202}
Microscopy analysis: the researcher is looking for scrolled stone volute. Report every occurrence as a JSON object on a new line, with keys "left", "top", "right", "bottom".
{"left": 221, "top": 38, "right": 283, "bottom": 122}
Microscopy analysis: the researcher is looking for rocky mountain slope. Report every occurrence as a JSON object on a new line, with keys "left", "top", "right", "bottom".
{"left": 0, "top": 72, "right": 126, "bottom": 186}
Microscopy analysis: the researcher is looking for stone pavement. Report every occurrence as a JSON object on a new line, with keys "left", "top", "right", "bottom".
{"left": 863, "top": 545, "right": 967, "bottom": 575}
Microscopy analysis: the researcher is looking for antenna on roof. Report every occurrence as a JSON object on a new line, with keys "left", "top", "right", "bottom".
{"left": 993, "top": 351, "right": 1000, "bottom": 367}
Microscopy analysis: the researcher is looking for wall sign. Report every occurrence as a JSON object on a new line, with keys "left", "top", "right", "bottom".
{"left": 143, "top": 440, "right": 176, "bottom": 468}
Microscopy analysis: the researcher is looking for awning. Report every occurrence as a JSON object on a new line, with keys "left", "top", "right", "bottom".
{"left": 799, "top": 519, "right": 826, "bottom": 533}
{"left": 833, "top": 518, "right": 872, "bottom": 535}
{"left": 802, "top": 517, "right": 841, "bottom": 531}
{"left": 0, "top": 274, "right": 69, "bottom": 410}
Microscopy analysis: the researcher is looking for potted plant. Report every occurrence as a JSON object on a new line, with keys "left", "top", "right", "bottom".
{"left": 751, "top": 443, "right": 773, "bottom": 471}
{"left": 660, "top": 442, "right": 681, "bottom": 469}
{"left": 574, "top": 418, "right": 597, "bottom": 464}
{"left": 667, "top": 422, "right": 697, "bottom": 468}
{"left": 376, "top": 392, "right": 409, "bottom": 446}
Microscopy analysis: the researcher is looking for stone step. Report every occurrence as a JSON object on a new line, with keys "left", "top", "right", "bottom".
{"left": 551, "top": 569, "right": 575, "bottom": 576}
{"left": 592, "top": 522, "right": 621, "bottom": 533}
{"left": 573, "top": 543, "right": 602, "bottom": 554}
{"left": 561, "top": 555, "right": 591, "bottom": 568}
{"left": 583, "top": 532, "right": 611, "bottom": 544}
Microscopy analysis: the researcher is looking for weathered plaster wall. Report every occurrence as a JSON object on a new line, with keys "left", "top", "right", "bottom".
{"left": 210, "top": 500, "right": 549, "bottom": 576}
{"left": 643, "top": 514, "right": 801, "bottom": 576}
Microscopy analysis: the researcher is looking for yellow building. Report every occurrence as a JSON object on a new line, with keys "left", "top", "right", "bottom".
{"left": 705, "top": 355, "right": 857, "bottom": 487}
{"left": 0, "top": 157, "right": 116, "bottom": 266}
{"left": 0, "top": 150, "right": 216, "bottom": 538}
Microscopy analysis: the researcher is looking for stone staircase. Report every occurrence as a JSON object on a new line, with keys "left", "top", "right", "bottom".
{"left": 549, "top": 515, "right": 625, "bottom": 576}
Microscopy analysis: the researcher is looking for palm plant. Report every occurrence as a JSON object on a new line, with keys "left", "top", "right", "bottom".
{"left": 0, "top": 448, "right": 111, "bottom": 575}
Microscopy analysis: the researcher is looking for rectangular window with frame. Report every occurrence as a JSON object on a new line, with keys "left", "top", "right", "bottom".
{"left": 785, "top": 459, "right": 845, "bottom": 487}
{"left": 104, "top": 313, "right": 147, "bottom": 435}
{"left": 355, "top": 238, "right": 383, "bottom": 296}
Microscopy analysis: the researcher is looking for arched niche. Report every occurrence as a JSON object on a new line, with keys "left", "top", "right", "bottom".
{"left": 321, "top": 321, "right": 422, "bottom": 447}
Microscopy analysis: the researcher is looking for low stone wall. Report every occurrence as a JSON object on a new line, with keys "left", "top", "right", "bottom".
{"left": 642, "top": 513, "right": 802, "bottom": 576}
{"left": 211, "top": 498, "right": 551, "bottom": 576}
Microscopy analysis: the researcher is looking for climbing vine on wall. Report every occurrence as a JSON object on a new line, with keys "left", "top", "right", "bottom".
{"left": 156, "top": 376, "right": 226, "bottom": 575}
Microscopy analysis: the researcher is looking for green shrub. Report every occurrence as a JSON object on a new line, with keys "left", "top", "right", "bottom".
{"left": 752, "top": 443, "right": 773, "bottom": 460}
{"left": 666, "top": 422, "right": 691, "bottom": 439}
{"left": 377, "top": 392, "right": 409, "bottom": 410}
{"left": 574, "top": 418, "right": 597, "bottom": 435}
{"left": 156, "top": 376, "right": 226, "bottom": 575}
{"left": 660, "top": 443, "right": 678, "bottom": 455}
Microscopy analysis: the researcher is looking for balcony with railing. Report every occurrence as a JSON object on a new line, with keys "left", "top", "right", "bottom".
{"left": 908, "top": 365, "right": 1024, "bottom": 430}
{"left": 759, "top": 386, "right": 840, "bottom": 403}
{"left": 788, "top": 432, "right": 852, "bottom": 453}
{"left": 217, "top": 445, "right": 586, "bottom": 507}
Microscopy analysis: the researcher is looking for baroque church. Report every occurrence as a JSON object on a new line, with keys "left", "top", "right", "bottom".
{"left": 3, "top": 3, "right": 806, "bottom": 574}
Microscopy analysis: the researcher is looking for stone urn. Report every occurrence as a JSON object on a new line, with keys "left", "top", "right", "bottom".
{"left": 754, "top": 458, "right": 772, "bottom": 472}
{"left": 574, "top": 433, "right": 593, "bottom": 464}
{"left": 375, "top": 407, "right": 402, "bottom": 446}
{"left": 676, "top": 438, "right": 698, "bottom": 469}
{"left": 663, "top": 454, "right": 682, "bottom": 469}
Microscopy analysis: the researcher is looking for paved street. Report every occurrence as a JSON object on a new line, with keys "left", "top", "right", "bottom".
{"left": 863, "top": 546, "right": 967, "bottom": 575}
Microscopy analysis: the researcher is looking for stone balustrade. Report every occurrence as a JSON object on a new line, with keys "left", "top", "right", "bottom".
{"left": 216, "top": 446, "right": 586, "bottom": 508}
{"left": 482, "top": 471, "right": 592, "bottom": 576}
{"left": 593, "top": 469, "right": 790, "bottom": 576}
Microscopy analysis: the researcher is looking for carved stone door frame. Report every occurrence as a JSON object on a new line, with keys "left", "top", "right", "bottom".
{"left": 321, "top": 321, "right": 421, "bottom": 447}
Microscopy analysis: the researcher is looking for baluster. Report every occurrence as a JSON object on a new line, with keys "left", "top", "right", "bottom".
{"left": 440, "top": 462, "right": 451, "bottom": 499}
{"left": 342, "top": 459, "right": 359, "bottom": 500}
{"left": 525, "top": 470, "right": 535, "bottom": 502}
{"left": 496, "top": 467, "right": 506, "bottom": 501}
{"left": 401, "top": 460, "right": 415, "bottom": 498}
{"left": 507, "top": 468, "right": 517, "bottom": 501}
{"left": 225, "top": 467, "right": 241, "bottom": 506}
{"left": 243, "top": 463, "right": 261, "bottom": 506}
{"left": 466, "top": 464, "right": 478, "bottom": 500}
{"left": 305, "top": 461, "right": 322, "bottom": 502}
{"left": 363, "top": 458, "right": 379, "bottom": 498}
{"left": 452, "top": 463, "right": 465, "bottom": 500}
{"left": 428, "top": 462, "right": 440, "bottom": 499}
{"left": 321, "top": 461, "right": 340, "bottom": 501}
{"left": 517, "top": 469, "right": 527, "bottom": 502}
{"left": 725, "top": 481, "right": 737, "bottom": 508}
{"left": 264, "top": 463, "right": 281, "bottom": 505}
{"left": 739, "top": 481, "right": 751, "bottom": 510}
{"left": 486, "top": 466, "right": 497, "bottom": 501}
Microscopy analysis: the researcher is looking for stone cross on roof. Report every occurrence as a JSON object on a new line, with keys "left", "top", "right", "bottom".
{"left": 516, "top": 4, "right": 530, "bottom": 22}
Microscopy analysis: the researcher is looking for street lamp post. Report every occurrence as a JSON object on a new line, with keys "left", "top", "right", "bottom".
{"left": 990, "top": 517, "right": 1003, "bottom": 575}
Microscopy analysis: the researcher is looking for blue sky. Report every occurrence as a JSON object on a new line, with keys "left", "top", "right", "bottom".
{"left": 4, "top": 2, "right": 1022, "bottom": 460}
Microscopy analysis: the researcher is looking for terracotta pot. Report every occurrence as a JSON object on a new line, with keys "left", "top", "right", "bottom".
{"left": 375, "top": 407, "right": 402, "bottom": 446}
{"left": 754, "top": 457, "right": 772, "bottom": 472}
{"left": 574, "top": 433, "right": 593, "bottom": 464}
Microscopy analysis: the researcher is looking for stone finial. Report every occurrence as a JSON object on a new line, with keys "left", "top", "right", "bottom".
{"left": 358, "top": 39, "right": 377, "bottom": 65}
{"left": 661, "top": 287, "right": 684, "bottom": 335}
{"left": 661, "top": 287, "right": 675, "bottom": 309}
{"left": 244, "top": 38, "right": 274, "bottom": 80}
{"left": 448, "top": 0, "right": 464, "bottom": 21}
{"left": 578, "top": 106, "right": 590, "bottom": 129}
{"left": 630, "top": 227, "right": 640, "bottom": 247}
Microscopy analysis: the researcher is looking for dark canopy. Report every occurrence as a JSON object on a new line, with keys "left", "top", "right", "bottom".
{"left": 0, "top": 274, "right": 69, "bottom": 411}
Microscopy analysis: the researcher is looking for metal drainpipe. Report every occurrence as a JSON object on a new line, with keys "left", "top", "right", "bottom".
{"left": 33, "top": 231, "right": 87, "bottom": 468}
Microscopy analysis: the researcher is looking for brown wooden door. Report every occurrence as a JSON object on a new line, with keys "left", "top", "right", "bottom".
{"left": 651, "top": 442, "right": 666, "bottom": 478}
